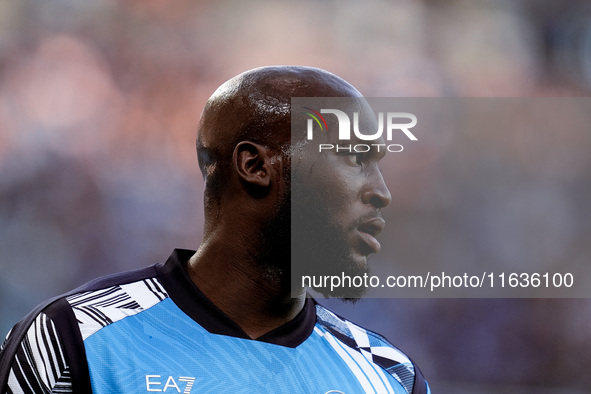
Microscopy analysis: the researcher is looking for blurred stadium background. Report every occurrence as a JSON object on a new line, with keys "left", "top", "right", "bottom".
{"left": 1, "top": 0, "right": 591, "bottom": 392}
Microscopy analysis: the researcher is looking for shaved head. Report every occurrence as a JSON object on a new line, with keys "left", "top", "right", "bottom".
{"left": 197, "top": 66, "right": 361, "bottom": 215}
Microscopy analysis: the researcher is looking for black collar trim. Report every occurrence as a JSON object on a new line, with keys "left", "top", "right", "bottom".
{"left": 155, "top": 249, "right": 316, "bottom": 348}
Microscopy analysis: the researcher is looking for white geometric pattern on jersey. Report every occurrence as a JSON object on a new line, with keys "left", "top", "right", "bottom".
{"left": 67, "top": 278, "right": 168, "bottom": 340}
{"left": 314, "top": 326, "right": 398, "bottom": 393}
{"left": 345, "top": 320, "right": 412, "bottom": 366}
{"left": 315, "top": 305, "right": 415, "bottom": 393}
{"left": 7, "top": 313, "right": 72, "bottom": 393}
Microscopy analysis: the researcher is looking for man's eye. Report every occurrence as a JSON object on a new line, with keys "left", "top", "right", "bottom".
{"left": 344, "top": 153, "right": 365, "bottom": 166}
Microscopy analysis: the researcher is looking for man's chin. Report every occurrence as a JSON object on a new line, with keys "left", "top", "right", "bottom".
{"left": 302, "top": 255, "right": 372, "bottom": 300}
{"left": 291, "top": 214, "right": 374, "bottom": 300}
{"left": 309, "top": 282, "right": 370, "bottom": 301}
{"left": 340, "top": 296, "right": 365, "bottom": 304}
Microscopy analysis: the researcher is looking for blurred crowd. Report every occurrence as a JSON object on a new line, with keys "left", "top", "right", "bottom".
{"left": 1, "top": 0, "right": 591, "bottom": 392}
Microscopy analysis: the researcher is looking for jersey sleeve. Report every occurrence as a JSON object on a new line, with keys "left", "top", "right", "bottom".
{"left": 315, "top": 303, "right": 430, "bottom": 394}
{"left": 0, "top": 298, "right": 92, "bottom": 394}
{"left": 1, "top": 312, "right": 72, "bottom": 393}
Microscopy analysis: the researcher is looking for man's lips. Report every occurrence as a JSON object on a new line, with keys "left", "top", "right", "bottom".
{"left": 357, "top": 217, "right": 385, "bottom": 254}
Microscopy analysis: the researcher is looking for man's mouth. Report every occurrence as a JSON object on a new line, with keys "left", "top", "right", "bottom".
{"left": 357, "top": 217, "right": 385, "bottom": 254}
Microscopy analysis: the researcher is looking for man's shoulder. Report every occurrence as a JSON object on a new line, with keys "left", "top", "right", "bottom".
{"left": 2, "top": 264, "right": 166, "bottom": 349}
{"left": 27, "top": 265, "right": 165, "bottom": 333}
{"left": 315, "top": 303, "right": 413, "bottom": 364}
{"left": 0, "top": 264, "right": 169, "bottom": 393}
{"left": 314, "top": 303, "right": 429, "bottom": 394}
{"left": 68, "top": 264, "right": 161, "bottom": 294}
{"left": 62, "top": 264, "right": 170, "bottom": 341}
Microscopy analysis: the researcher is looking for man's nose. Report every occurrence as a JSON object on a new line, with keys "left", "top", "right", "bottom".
{"left": 362, "top": 168, "right": 392, "bottom": 209}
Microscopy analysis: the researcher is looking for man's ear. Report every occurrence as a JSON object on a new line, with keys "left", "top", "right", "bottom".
{"left": 233, "top": 141, "right": 272, "bottom": 188}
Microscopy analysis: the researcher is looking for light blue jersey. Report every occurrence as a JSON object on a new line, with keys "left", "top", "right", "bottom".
{"left": 0, "top": 249, "right": 430, "bottom": 394}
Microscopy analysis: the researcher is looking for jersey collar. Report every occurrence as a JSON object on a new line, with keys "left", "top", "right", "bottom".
{"left": 156, "top": 249, "right": 316, "bottom": 348}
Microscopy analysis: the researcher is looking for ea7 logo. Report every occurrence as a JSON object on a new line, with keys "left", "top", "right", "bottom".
{"left": 305, "top": 109, "right": 417, "bottom": 141}
{"left": 145, "top": 375, "right": 196, "bottom": 393}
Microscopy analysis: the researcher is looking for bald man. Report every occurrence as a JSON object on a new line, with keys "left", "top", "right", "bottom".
{"left": 0, "top": 66, "right": 430, "bottom": 393}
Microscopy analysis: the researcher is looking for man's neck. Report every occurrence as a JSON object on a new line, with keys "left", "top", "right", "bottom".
{"left": 186, "top": 240, "right": 306, "bottom": 339}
